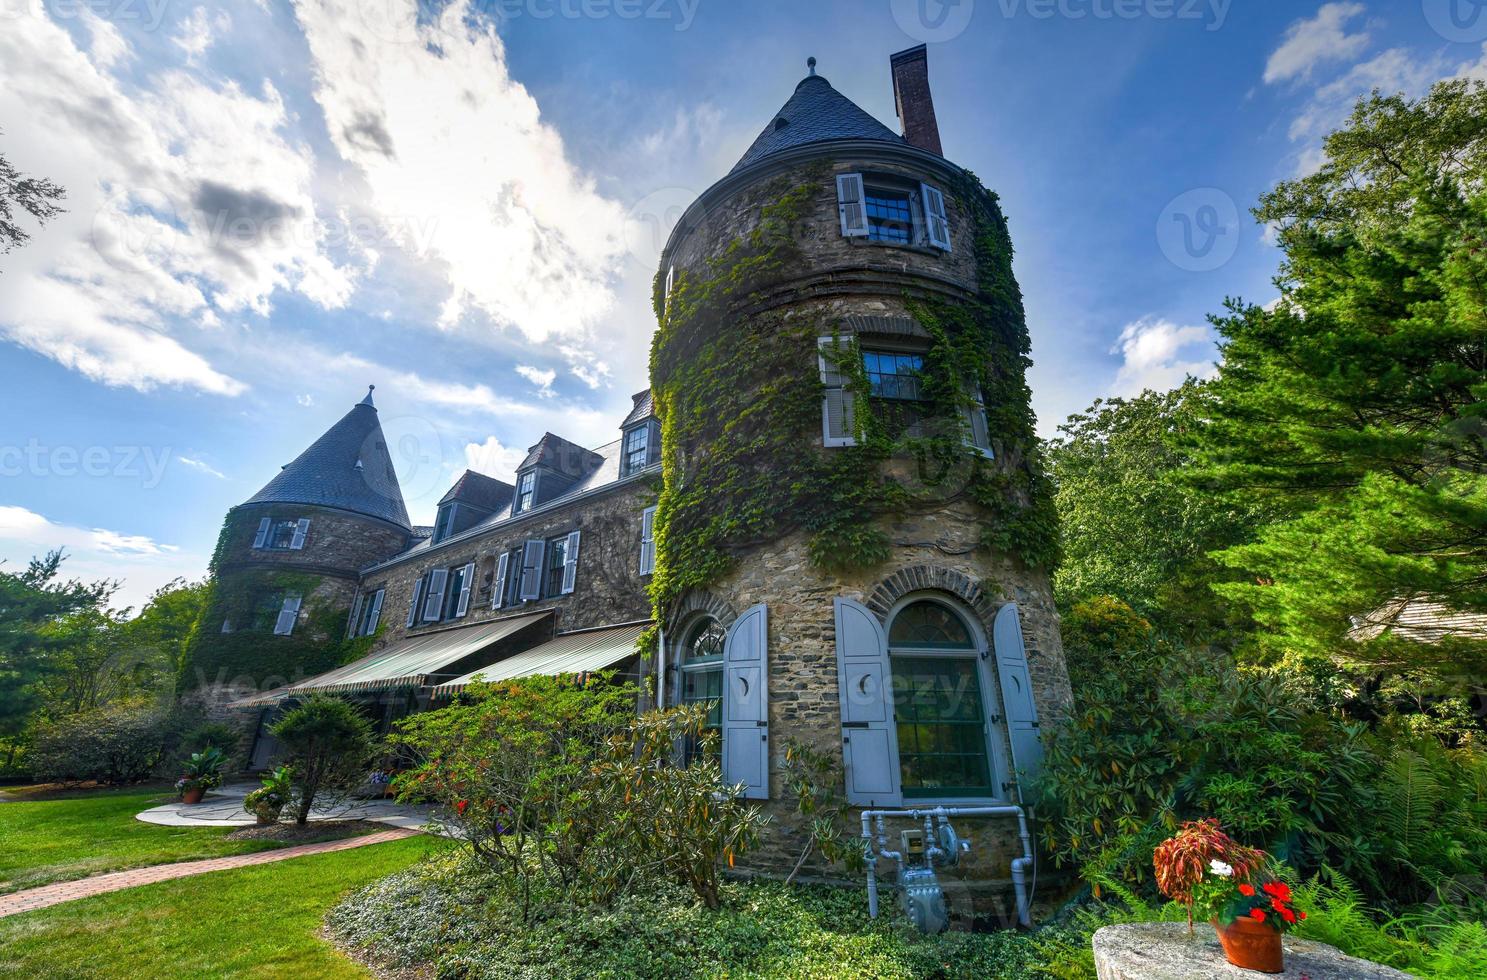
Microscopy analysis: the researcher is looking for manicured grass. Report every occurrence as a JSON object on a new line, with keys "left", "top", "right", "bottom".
{"left": 0, "top": 785, "right": 283, "bottom": 893}
{"left": 0, "top": 834, "right": 441, "bottom": 979}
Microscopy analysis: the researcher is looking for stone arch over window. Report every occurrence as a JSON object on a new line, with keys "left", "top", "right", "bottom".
{"left": 663, "top": 589, "right": 738, "bottom": 763}
{"left": 668, "top": 589, "right": 738, "bottom": 633}
{"left": 866, "top": 564, "right": 997, "bottom": 631}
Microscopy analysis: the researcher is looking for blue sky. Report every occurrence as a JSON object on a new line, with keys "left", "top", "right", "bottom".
{"left": 2, "top": 0, "right": 1485, "bottom": 608}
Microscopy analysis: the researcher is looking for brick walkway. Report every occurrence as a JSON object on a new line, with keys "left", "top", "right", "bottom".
{"left": 0, "top": 828, "right": 417, "bottom": 919}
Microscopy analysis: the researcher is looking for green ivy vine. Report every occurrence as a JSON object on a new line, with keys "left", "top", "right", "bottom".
{"left": 647, "top": 165, "right": 1058, "bottom": 621}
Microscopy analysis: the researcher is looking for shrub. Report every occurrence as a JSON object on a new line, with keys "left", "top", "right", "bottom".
{"left": 269, "top": 696, "right": 376, "bottom": 825}
{"left": 393, "top": 675, "right": 765, "bottom": 915}
{"left": 29, "top": 701, "right": 167, "bottom": 784}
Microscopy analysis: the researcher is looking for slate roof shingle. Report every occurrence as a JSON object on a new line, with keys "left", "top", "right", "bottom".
{"left": 730, "top": 73, "right": 906, "bottom": 175}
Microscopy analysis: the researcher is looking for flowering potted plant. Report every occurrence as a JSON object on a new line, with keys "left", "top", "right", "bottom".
{"left": 243, "top": 766, "right": 293, "bottom": 825}
{"left": 1155, "top": 819, "right": 1300, "bottom": 973}
{"left": 175, "top": 747, "right": 226, "bottom": 804}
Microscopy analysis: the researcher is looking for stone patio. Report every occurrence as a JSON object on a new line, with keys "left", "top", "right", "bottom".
{"left": 137, "top": 781, "right": 436, "bottom": 831}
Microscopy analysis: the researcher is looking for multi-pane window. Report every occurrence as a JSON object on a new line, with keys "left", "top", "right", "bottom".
{"left": 251, "top": 592, "right": 285, "bottom": 632}
{"left": 622, "top": 425, "right": 650, "bottom": 475}
{"left": 679, "top": 617, "right": 727, "bottom": 765}
{"left": 865, "top": 187, "right": 913, "bottom": 243}
{"left": 442, "top": 565, "right": 470, "bottom": 620}
{"left": 543, "top": 535, "right": 569, "bottom": 598}
{"left": 266, "top": 519, "right": 299, "bottom": 549}
{"left": 514, "top": 471, "right": 536, "bottom": 514}
{"left": 863, "top": 351, "right": 925, "bottom": 401}
{"left": 888, "top": 600, "right": 994, "bottom": 799}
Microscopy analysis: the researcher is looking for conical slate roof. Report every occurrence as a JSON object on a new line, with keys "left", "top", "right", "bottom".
{"left": 731, "top": 72, "right": 905, "bottom": 174}
{"left": 244, "top": 388, "right": 411, "bottom": 529}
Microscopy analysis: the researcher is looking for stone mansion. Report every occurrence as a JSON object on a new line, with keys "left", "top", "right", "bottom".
{"left": 198, "top": 46, "right": 1072, "bottom": 884}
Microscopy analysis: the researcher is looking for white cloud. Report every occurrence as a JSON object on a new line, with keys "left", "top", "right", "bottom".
{"left": 0, "top": 505, "right": 202, "bottom": 612}
{"left": 175, "top": 6, "right": 230, "bottom": 63}
{"left": 177, "top": 455, "right": 226, "bottom": 479}
{"left": 463, "top": 436, "right": 526, "bottom": 484}
{"left": 516, "top": 364, "right": 557, "bottom": 398}
{"left": 0, "top": 8, "right": 356, "bottom": 394}
{"left": 296, "top": 394, "right": 315, "bottom": 407}
{"left": 1264, "top": 3, "right": 1370, "bottom": 85}
{"left": 291, "top": 0, "right": 628, "bottom": 345}
{"left": 1110, "top": 317, "right": 1218, "bottom": 397}
{"left": 559, "top": 344, "right": 613, "bottom": 390}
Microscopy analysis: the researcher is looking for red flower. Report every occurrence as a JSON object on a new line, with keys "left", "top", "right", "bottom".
{"left": 1299, "top": 911, "right": 1307, "bottom": 920}
{"left": 455, "top": 799, "right": 468, "bottom": 815}
{"left": 1280, "top": 908, "right": 1297, "bottom": 924}
{"left": 1238, "top": 883, "right": 1256, "bottom": 896}
{"left": 1249, "top": 908, "right": 1266, "bottom": 922}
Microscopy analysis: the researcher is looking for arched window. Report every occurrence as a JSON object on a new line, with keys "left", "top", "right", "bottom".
{"left": 678, "top": 617, "right": 726, "bottom": 764}
{"left": 888, "top": 599, "right": 995, "bottom": 799}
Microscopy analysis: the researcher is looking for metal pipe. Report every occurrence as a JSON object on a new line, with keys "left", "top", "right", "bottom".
{"left": 858, "top": 804, "right": 1034, "bottom": 929}
{"left": 656, "top": 626, "right": 667, "bottom": 708}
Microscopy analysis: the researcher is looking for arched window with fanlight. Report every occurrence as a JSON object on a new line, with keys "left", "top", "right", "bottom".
{"left": 677, "top": 616, "right": 727, "bottom": 764}
{"left": 887, "top": 598, "right": 998, "bottom": 799}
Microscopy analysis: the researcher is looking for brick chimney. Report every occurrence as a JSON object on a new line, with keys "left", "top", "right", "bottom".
{"left": 890, "top": 45, "right": 942, "bottom": 156}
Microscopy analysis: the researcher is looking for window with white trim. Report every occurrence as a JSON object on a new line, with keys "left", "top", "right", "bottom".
{"left": 835, "top": 172, "right": 952, "bottom": 251}
{"left": 513, "top": 471, "right": 537, "bottom": 514}
{"left": 678, "top": 617, "right": 727, "bottom": 766}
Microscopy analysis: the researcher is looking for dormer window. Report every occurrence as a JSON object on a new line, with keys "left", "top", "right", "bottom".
{"left": 514, "top": 470, "right": 537, "bottom": 514}
{"left": 432, "top": 504, "right": 457, "bottom": 544}
{"left": 621, "top": 421, "right": 659, "bottom": 477}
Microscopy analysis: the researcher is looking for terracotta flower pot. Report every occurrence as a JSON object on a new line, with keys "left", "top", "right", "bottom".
{"left": 181, "top": 786, "right": 205, "bottom": 805}
{"left": 1213, "top": 916, "right": 1283, "bottom": 973}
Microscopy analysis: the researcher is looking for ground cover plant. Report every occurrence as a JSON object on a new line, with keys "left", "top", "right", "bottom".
{"left": 0, "top": 832, "right": 439, "bottom": 979}
{"left": 0, "top": 785, "right": 283, "bottom": 894}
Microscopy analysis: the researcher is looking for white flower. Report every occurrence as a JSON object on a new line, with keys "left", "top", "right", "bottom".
{"left": 1209, "top": 859, "right": 1234, "bottom": 877}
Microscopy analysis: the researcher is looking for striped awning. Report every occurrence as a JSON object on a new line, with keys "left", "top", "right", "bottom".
{"left": 234, "top": 612, "right": 551, "bottom": 707}
{"left": 432, "top": 621, "right": 649, "bottom": 697}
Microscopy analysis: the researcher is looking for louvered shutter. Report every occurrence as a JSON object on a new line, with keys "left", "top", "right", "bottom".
{"left": 836, "top": 173, "right": 868, "bottom": 237}
{"left": 406, "top": 576, "right": 424, "bottom": 627}
{"left": 993, "top": 603, "right": 1043, "bottom": 804}
{"left": 722, "top": 603, "right": 769, "bottom": 799}
{"left": 273, "top": 594, "right": 302, "bottom": 636}
{"left": 366, "top": 589, "right": 384, "bottom": 633}
{"left": 519, "top": 539, "right": 545, "bottom": 601}
{"left": 347, "top": 592, "right": 365, "bottom": 638}
{"left": 964, "top": 385, "right": 993, "bottom": 457}
{"left": 454, "top": 563, "right": 475, "bottom": 617}
{"left": 921, "top": 182, "right": 951, "bottom": 251}
{"left": 491, "top": 552, "right": 510, "bottom": 609}
{"left": 252, "top": 517, "right": 271, "bottom": 549}
{"left": 561, "top": 531, "right": 580, "bottom": 595}
{"left": 818, "top": 336, "right": 857, "bottom": 448}
{"left": 290, "top": 518, "right": 311, "bottom": 550}
{"left": 639, "top": 506, "right": 657, "bottom": 575}
{"left": 834, "top": 597, "right": 902, "bottom": 806}
{"left": 664, "top": 264, "right": 675, "bottom": 316}
{"left": 422, "top": 568, "right": 448, "bottom": 622}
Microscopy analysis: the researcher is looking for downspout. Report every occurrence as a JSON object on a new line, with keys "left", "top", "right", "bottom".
{"left": 656, "top": 626, "right": 667, "bottom": 708}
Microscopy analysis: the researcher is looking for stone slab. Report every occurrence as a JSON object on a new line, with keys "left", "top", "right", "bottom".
{"left": 1093, "top": 923, "right": 1412, "bottom": 980}
{"left": 136, "top": 781, "right": 437, "bottom": 830}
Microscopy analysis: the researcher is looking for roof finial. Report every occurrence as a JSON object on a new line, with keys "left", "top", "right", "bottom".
{"left": 807, "top": 56, "right": 817, "bottom": 76}
{"left": 360, "top": 384, "right": 376, "bottom": 407}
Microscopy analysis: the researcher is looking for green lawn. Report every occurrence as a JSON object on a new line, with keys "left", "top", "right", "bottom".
{"left": 0, "top": 834, "right": 439, "bottom": 979}
{"left": 0, "top": 785, "right": 284, "bottom": 893}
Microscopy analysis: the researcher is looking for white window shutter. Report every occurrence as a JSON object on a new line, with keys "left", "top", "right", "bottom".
{"left": 836, "top": 173, "right": 868, "bottom": 237}
{"left": 455, "top": 562, "right": 475, "bottom": 618}
{"left": 367, "top": 589, "right": 384, "bottom": 633}
{"left": 722, "top": 603, "right": 769, "bottom": 799}
{"left": 422, "top": 568, "right": 448, "bottom": 622}
{"left": 664, "top": 264, "right": 675, "bottom": 316}
{"left": 834, "top": 597, "right": 902, "bottom": 807}
{"left": 561, "top": 531, "right": 581, "bottom": 595}
{"left": 639, "top": 506, "right": 657, "bottom": 575}
{"left": 817, "top": 336, "right": 857, "bottom": 447}
{"left": 290, "top": 518, "right": 311, "bottom": 550}
{"left": 273, "top": 594, "right": 302, "bottom": 636}
{"left": 964, "top": 386, "right": 993, "bottom": 457}
{"left": 347, "top": 592, "right": 365, "bottom": 639}
{"left": 921, "top": 182, "right": 951, "bottom": 251}
{"left": 252, "top": 517, "right": 271, "bottom": 549}
{"left": 519, "top": 539, "right": 545, "bottom": 601}
{"left": 406, "top": 577, "right": 424, "bottom": 627}
{"left": 491, "top": 552, "right": 510, "bottom": 609}
{"left": 994, "top": 603, "right": 1043, "bottom": 804}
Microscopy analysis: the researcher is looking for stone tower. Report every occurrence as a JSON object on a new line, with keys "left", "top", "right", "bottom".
{"left": 651, "top": 49, "right": 1071, "bottom": 882}
{"left": 184, "top": 387, "right": 412, "bottom": 693}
